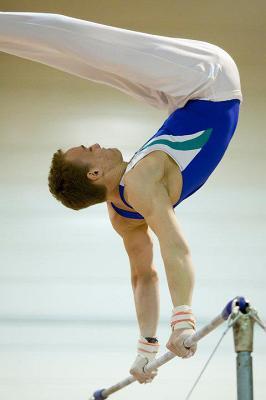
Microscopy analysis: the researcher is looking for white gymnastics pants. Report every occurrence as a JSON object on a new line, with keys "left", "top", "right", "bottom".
{"left": 0, "top": 12, "right": 242, "bottom": 114}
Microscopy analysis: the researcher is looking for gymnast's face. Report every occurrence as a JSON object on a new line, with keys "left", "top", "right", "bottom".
{"left": 64, "top": 143, "right": 123, "bottom": 182}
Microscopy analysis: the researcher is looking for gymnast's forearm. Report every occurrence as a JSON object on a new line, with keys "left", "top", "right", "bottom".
{"left": 131, "top": 265, "right": 160, "bottom": 338}
{"left": 161, "top": 245, "right": 195, "bottom": 307}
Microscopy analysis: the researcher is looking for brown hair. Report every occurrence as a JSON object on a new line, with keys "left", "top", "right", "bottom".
{"left": 48, "top": 149, "right": 107, "bottom": 210}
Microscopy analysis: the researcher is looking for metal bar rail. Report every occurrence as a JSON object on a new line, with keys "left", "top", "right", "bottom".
{"left": 89, "top": 296, "right": 249, "bottom": 400}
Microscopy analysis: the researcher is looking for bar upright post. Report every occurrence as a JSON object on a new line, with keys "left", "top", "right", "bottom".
{"left": 233, "top": 312, "right": 254, "bottom": 400}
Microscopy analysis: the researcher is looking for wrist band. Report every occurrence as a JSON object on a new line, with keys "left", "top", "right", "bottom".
{"left": 170, "top": 305, "right": 196, "bottom": 331}
{"left": 137, "top": 336, "right": 159, "bottom": 358}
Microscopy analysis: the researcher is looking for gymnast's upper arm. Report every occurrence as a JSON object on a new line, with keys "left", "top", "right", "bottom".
{"left": 106, "top": 201, "right": 151, "bottom": 254}
{"left": 126, "top": 180, "right": 190, "bottom": 254}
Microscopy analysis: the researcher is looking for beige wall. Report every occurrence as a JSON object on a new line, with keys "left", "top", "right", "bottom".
{"left": 0, "top": 3, "right": 265, "bottom": 399}
{"left": 0, "top": 0, "right": 265, "bottom": 318}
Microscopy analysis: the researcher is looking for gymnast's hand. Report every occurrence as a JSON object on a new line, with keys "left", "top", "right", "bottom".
{"left": 129, "top": 354, "right": 158, "bottom": 384}
{"left": 129, "top": 336, "right": 159, "bottom": 384}
{"left": 166, "top": 328, "right": 197, "bottom": 358}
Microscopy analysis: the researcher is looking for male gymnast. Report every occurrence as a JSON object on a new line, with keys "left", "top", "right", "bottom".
{"left": 0, "top": 12, "right": 242, "bottom": 384}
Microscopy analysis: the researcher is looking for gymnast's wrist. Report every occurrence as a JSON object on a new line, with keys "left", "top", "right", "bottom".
{"left": 137, "top": 336, "right": 160, "bottom": 360}
{"left": 170, "top": 304, "right": 196, "bottom": 331}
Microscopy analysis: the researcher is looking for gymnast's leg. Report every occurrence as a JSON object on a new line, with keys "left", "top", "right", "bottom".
{"left": 0, "top": 12, "right": 225, "bottom": 111}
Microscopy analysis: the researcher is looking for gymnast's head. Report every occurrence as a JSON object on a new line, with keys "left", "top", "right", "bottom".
{"left": 48, "top": 143, "right": 124, "bottom": 210}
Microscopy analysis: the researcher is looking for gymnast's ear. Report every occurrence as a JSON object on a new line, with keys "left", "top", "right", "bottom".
{"left": 87, "top": 167, "right": 103, "bottom": 182}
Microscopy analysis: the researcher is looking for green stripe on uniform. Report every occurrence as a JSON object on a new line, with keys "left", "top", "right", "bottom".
{"left": 141, "top": 128, "right": 213, "bottom": 151}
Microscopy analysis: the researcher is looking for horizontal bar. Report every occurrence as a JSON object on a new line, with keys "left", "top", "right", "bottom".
{"left": 90, "top": 296, "right": 249, "bottom": 400}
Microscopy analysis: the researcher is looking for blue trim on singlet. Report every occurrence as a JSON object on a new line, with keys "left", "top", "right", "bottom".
{"left": 111, "top": 98, "right": 240, "bottom": 219}
{"left": 111, "top": 183, "right": 145, "bottom": 219}
{"left": 111, "top": 201, "right": 144, "bottom": 219}
{"left": 119, "top": 184, "right": 133, "bottom": 209}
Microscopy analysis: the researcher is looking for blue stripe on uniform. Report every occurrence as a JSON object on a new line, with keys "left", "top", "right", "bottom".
{"left": 111, "top": 202, "right": 144, "bottom": 219}
{"left": 119, "top": 185, "right": 133, "bottom": 209}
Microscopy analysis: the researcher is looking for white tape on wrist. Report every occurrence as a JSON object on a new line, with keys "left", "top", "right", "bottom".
{"left": 137, "top": 336, "right": 160, "bottom": 360}
{"left": 170, "top": 305, "right": 196, "bottom": 331}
